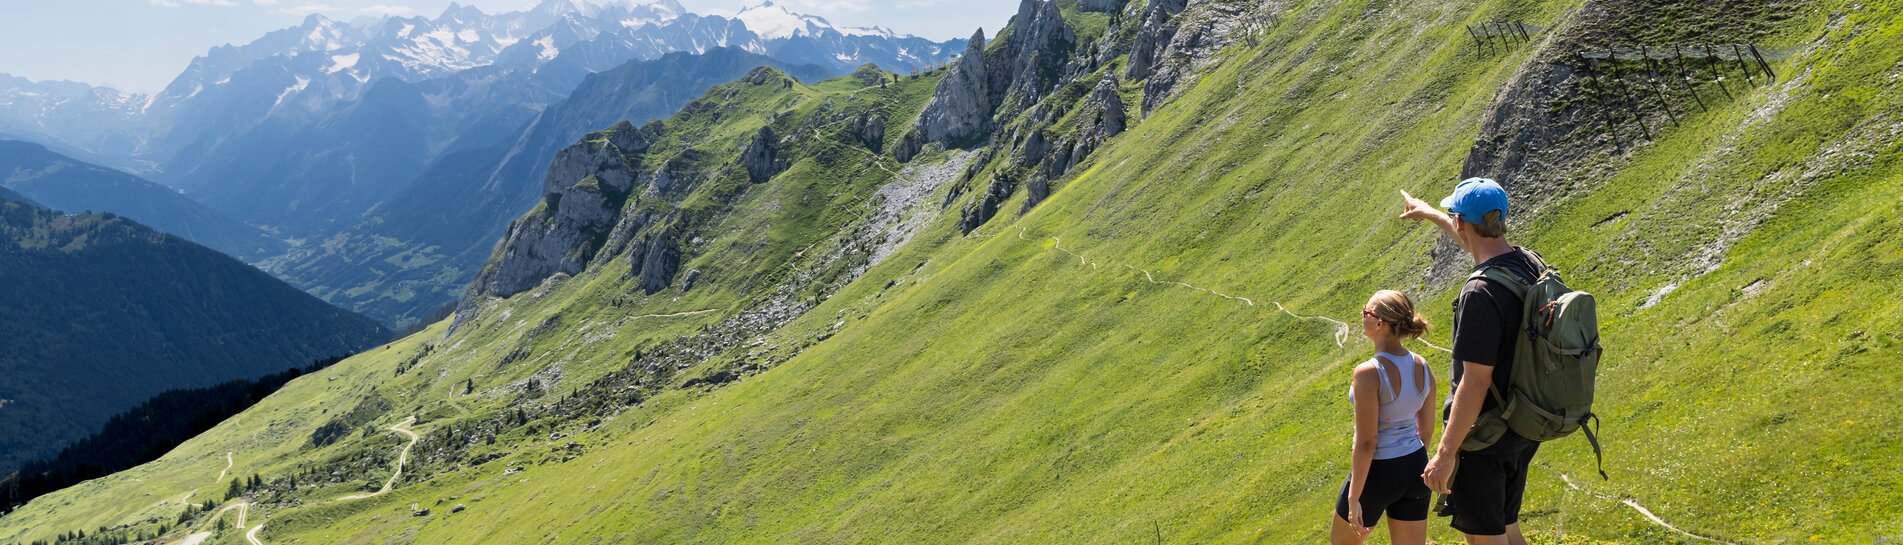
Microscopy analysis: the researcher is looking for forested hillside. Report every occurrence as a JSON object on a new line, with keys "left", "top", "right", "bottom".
{"left": 0, "top": 199, "right": 386, "bottom": 475}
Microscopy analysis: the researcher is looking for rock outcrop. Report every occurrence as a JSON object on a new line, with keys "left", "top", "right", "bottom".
{"left": 1009, "top": 75, "right": 1127, "bottom": 216}
{"left": 958, "top": 171, "right": 1017, "bottom": 234}
{"left": 1125, "top": 0, "right": 1189, "bottom": 81}
{"left": 742, "top": 66, "right": 788, "bottom": 86}
{"left": 630, "top": 224, "right": 681, "bottom": 294}
{"left": 904, "top": 29, "right": 993, "bottom": 160}
{"left": 994, "top": 0, "right": 1078, "bottom": 114}
{"left": 1077, "top": 0, "right": 1126, "bottom": 13}
{"left": 1141, "top": 2, "right": 1247, "bottom": 116}
{"left": 1078, "top": 75, "right": 1128, "bottom": 144}
{"left": 742, "top": 127, "right": 787, "bottom": 183}
{"left": 850, "top": 113, "right": 886, "bottom": 152}
{"left": 469, "top": 121, "right": 659, "bottom": 300}
{"left": 900, "top": 0, "right": 1077, "bottom": 161}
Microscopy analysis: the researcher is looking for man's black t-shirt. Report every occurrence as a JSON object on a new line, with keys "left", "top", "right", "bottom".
{"left": 1447, "top": 248, "right": 1541, "bottom": 451}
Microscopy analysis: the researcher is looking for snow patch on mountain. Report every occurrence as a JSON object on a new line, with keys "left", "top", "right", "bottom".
{"left": 733, "top": 1, "right": 837, "bottom": 40}
{"left": 273, "top": 77, "right": 311, "bottom": 108}
{"left": 326, "top": 53, "right": 361, "bottom": 74}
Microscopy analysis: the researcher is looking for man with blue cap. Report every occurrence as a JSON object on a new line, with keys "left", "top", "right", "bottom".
{"left": 1399, "top": 178, "right": 1544, "bottom": 545}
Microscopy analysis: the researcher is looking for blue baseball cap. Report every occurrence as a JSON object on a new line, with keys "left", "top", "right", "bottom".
{"left": 1440, "top": 177, "right": 1508, "bottom": 224}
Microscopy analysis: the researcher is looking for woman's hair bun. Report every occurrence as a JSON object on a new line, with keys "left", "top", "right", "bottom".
{"left": 1371, "top": 290, "right": 1430, "bottom": 339}
{"left": 1405, "top": 314, "right": 1430, "bottom": 340}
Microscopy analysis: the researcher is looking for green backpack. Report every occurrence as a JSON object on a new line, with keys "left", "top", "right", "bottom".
{"left": 1458, "top": 249, "right": 1607, "bottom": 479}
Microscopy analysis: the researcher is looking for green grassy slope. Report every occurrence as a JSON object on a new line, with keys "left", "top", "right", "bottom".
{"left": 5, "top": 0, "right": 1900, "bottom": 543}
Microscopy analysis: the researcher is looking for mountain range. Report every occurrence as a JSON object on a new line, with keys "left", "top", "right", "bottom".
{"left": 0, "top": 0, "right": 965, "bottom": 327}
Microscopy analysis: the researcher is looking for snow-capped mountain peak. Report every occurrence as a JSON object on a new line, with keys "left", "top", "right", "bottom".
{"left": 299, "top": 14, "right": 354, "bottom": 52}
{"left": 733, "top": 1, "right": 836, "bottom": 40}
{"left": 731, "top": 1, "right": 914, "bottom": 41}
{"left": 437, "top": 1, "right": 487, "bottom": 24}
{"left": 613, "top": 0, "right": 687, "bottom": 29}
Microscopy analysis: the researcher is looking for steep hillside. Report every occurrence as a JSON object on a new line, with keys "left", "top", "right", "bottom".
{"left": 0, "top": 199, "right": 388, "bottom": 477}
{"left": 5, "top": 0, "right": 1899, "bottom": 544}
{"left": 0, "top": 140, "right": 279, "bottom": 259}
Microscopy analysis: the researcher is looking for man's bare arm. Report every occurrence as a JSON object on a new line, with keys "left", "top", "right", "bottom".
{"left": 1399, "top": 189, "right": 1459, "bottom": 240}
{"left": 1437, "top": 361, "right": 1493, "bottom": 451}
{"left": 1422, "top": 360, "right": 1492, "bottom": 494}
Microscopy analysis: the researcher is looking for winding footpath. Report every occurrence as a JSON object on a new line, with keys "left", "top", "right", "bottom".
{"left": 1012, "top": 227, "right": 1355, "bottom": 347}
{"left": 1002, "top": 225, "right": 1726, "bottom": 543}
{"left": 337, "top": 416, "right": 419, "bottom": 502}
{"left": 1557, "top": 474, "right": 1737, "bottom": 544}
{"left": 630, "top": 309, "right": 720, "bottom": 320}
{"left": 175, "top": 418, "right": 418, "bottom": 544}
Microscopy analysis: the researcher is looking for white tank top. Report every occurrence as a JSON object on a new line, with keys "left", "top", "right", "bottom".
{"left": 1348, "top": 351, "right": 1432, "bottom": 459}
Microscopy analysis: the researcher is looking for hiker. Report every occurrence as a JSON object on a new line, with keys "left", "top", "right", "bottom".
{"left": 1331, "top": 290, "right": 1436, "bottom": 545}
{"left": 1398, "top": 178, "right": 1545, "bottom": 545}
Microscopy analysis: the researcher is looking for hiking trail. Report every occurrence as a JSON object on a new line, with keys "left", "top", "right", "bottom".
{"left": 216, "top": 451, "right": 233, "bottom": 482}
{"left": 246, "top": 523, "right": 265, "bottom": 545}
{"left": 336, "top": 416, "right": 419, "bottom": 501}
{"left": 203, "top": 499, "right": 249, "bottom": 532}
{"left": 1009, "top": 227, "right": 1352, "bottom": 347}
{"left": 630, "top": 309, "right": 720, "bottom": 320}
{"left": 1557, "top": 473, "right": 1738, "bottom": 544}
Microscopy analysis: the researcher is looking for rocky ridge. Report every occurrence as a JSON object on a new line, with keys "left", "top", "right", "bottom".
{"left": 468, "top": 120, "right": 659, "bottom": 301}
{"left": 912, "top": 0, "right": 1246, "bottom": 234}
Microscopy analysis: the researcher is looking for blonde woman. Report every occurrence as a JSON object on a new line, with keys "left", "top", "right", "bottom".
{"left": 1332, "top": 290, "right": 1437, "bottom": 545}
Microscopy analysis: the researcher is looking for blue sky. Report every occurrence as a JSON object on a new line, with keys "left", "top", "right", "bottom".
{"left": 0, "top": 0, "right": 1016, "bottom": 93}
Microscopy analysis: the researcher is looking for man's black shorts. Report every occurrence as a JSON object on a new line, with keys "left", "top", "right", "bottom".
{"left": 1445, "top": 436, "right": 1540, "bottom": 536}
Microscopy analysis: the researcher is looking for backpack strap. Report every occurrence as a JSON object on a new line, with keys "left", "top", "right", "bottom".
{"left": 1580, "top": 413, "right": 1608, "bottom": 480}
{"left": 1466, "top": 265, "right": 1530, "bottom": 410}
{"left": 1463, "top": 251, "right": 1555, "bottom": 432}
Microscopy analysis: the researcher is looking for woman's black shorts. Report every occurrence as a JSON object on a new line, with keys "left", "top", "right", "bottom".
{"left": 1335, "top": 447, "right": 1431, "bottom": 527}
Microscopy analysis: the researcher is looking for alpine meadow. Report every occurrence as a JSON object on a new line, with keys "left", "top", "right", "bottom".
{"left": 1, "top": 0, "right": 1900, "bottom": 544}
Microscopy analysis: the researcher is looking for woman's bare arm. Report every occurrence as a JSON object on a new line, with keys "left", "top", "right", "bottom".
{"left": 1348, "top": 364, "right": 1382, "bottom": 507}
